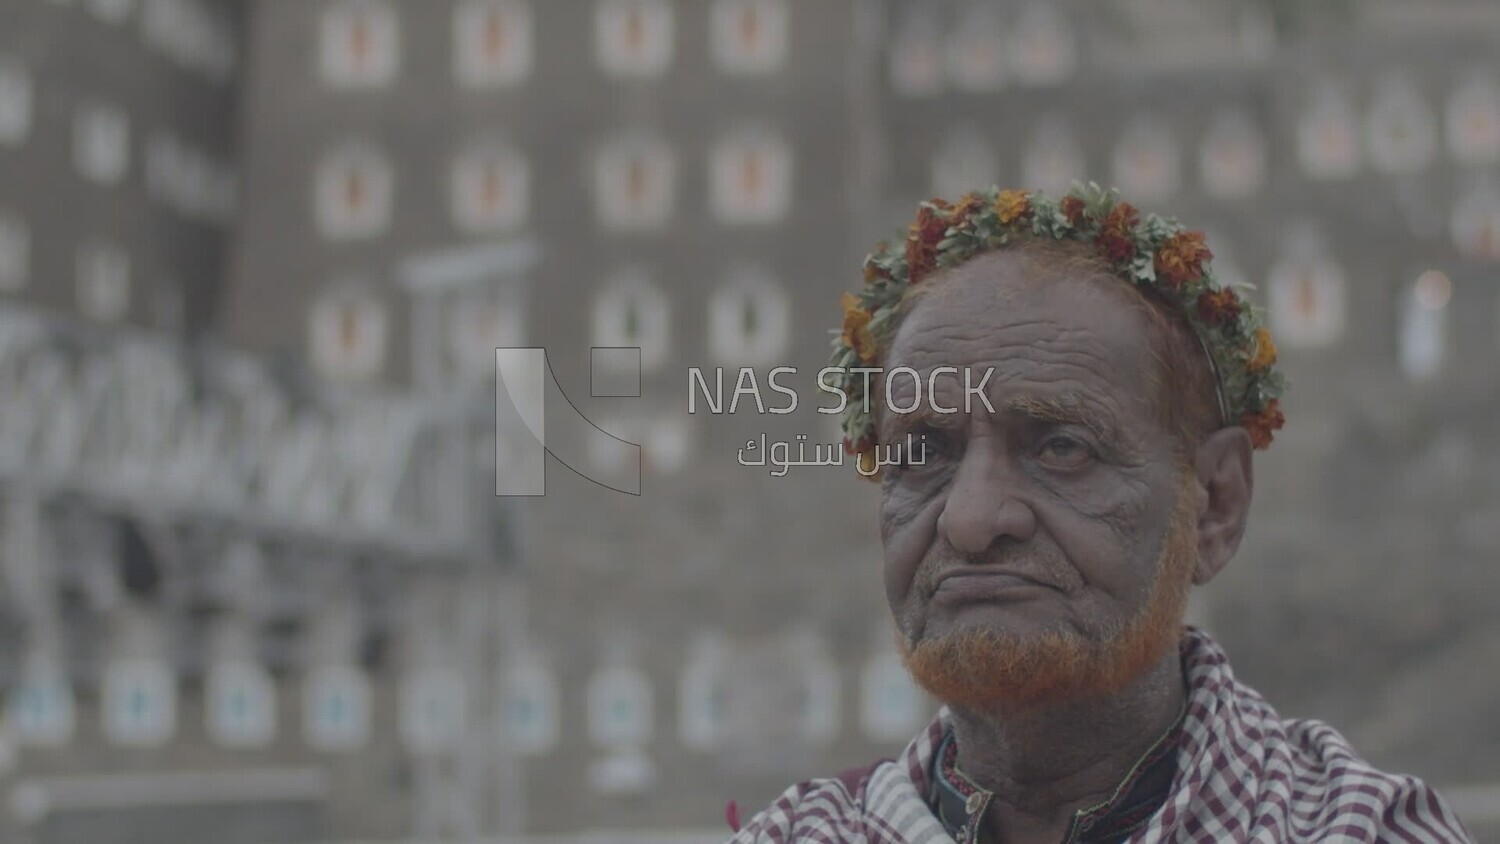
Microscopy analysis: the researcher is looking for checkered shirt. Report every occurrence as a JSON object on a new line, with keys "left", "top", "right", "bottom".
{"left": 725, "top": 627, "right": 1473, "bottom": 843}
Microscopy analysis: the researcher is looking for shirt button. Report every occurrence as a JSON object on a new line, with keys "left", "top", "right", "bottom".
{"left": 965, "top": 791, "right": 984, "bottom": 815}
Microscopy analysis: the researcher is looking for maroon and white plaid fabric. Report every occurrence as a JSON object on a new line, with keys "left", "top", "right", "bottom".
{"left": 726, "top": 627, "right": 1474, "bottom": 843}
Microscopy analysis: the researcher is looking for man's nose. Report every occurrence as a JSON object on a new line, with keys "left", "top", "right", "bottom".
{"left": 937, "top": 443, "right": 1038, "bottom": 554}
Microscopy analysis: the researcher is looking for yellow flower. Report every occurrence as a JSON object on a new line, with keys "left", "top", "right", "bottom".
{"left": 995, "top": 189, "right": 1031, "bottom": 225}
{"left": 840, "top": 292, "right": 877, "bottom": 364}
{"left": 1248, "top": 326, "right": 1278, "bottom": 373}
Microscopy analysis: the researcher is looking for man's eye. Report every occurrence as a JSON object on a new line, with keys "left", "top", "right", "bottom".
{"left": 1038, "top": 435, "right": 1093, "bottom": 469}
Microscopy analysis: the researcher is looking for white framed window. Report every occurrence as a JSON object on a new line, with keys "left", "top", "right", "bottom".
{"left": 0, "top": 212, "right": 29, "bottom": 292}
{"left": 591, "top": 269, "right": 670, "bottom": 371}
{"left": 101, "top": 658, "right": 176, "bottom": 747}
{"left": 314, "top": 142, "right": 394, "bottom": 239}
{"left": 1297, "top": 82, "right": 1362, "bottom": 180}
{"left": 499, "top": 660, "right": 558, "bottom": 756}
{"left": 587, "top": 665, "right": 653, "bottom": 748}
{"left": 1009, "top": 2, "right": 1076, "bottom": 87}
{"left": 588, "top": 413, "right": 689, "bottom": 475}
{"left": 1366, "top": 73, "right": 1437, "bottom": 176}
{"left": 86, "top": 0, "right": 136, "bottom": 25}
{"left": 302, "top": 664, "right": 372, "bottom": 752}
{"left": 447, "top": 286, "right": 526, "bottom": 382}
{"left": 73, "top": 103, "right": 130, "bottom": 186}
{"left": 710, "top": 0, "right": 788, "bottom": 76}
{"left": 76, "top": 240, "right": 131, "bottom": 322}
{"left": 593, "top": 133, "right": 676, "bottom": 231}
{"left": 8, "top": 658, "right": 75, "bottom": 748}
{"left": 140, "top": 0, "right": 238, "bottom": 81}
{"left": 1451, "top": 181, "right": 1500, "bottom": 261}
{"left": 1446, "top": 70, "right": 1500, "bottom": 167}
{"left": 1398, "top": 270, "right": 1452, "bottom": 380}
{"left": 1021, "top": 116, "right": 1084, "bottom": 196}
{"left": 708, "top": 265, "right": 790, "bottom": 366}
{"left": 1111, "top": 116, "right": 1179, "bottom": 203}
{"left": 859, "top": 649, "right": 925, "bottom": 743}
{"left": 320, "top": 0, "right": 399, "bottom": 88}
{"left": 309, "top": 285, "right": 390, "bottom": 382}
{"left": 450, "top": 142, "right": 529, "bottom": 233}
{"left": 947, "top": 4, "right": 1007, "bottom": 92}
{"left": 206, "top": 660, "right": 277, "bottom": 749}
{"left": 889, "top": 9, "right": 943, "bottom": 98}
{"left": 595, "top": 0, "right": 673, "bottom": 79}
{"left": 400, "top": 667, "right": 467, "bottom": 754}
{"left": 643, "top": 414, "right": 690, "bottom": 474}
{"left": 678, "top": 633, "right": 729, "bottom": 751}
{"left": 931, "top": 126, "right": 999, "bottom": 200}
{"left": 453, "top": 0, "right": 533, "bottom": 88}
{"left": 1199, "top": 108, "right": 1267, "bottom": 200}
{"left": 709, "top": 129, "right": 792, "bottom": 225}
{"left": 0, "top": 60, "right": 34, "bottom": 147}
{"left": 1267, "top": 240, "right": 1347, "bottom": 349}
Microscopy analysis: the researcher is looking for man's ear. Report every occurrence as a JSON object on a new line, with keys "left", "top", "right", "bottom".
{"left": 1191, "top": 426, "right": 1254, "bottom": 585}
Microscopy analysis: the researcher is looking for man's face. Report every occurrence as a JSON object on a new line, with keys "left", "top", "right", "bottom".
{"left": 878, "top": 252, "right": 1195, "bottom": 710}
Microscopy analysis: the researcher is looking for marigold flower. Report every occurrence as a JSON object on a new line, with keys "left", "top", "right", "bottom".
{"left": 995, "top": 189, "right": 1031, "bottom": 225}
{"left": 840, "top": 291, "right": 878, "bottom": 364}
{"left": 1155, "top": 230, "right": 1213, "bottom": 290}
{"left": 1248, "top": 326, "right": 1278, "bottom": 372}
{"left": 1060, "top": 195, "right": 1087, "bottom": 227}
{"left": 1196, "top": 288, "right": 1242, "bottom": 326}
{"left": 905, "top": 201, "right": 949, "bottom": 283}
{"left": 1242, "top": 398, "right": 1285, "bottom": 450}
{"left": 949, "top": 192, "right": 987, "bottom": 229}
{"left": 1095, "top": 201, "right": 1140, "bottom": 263}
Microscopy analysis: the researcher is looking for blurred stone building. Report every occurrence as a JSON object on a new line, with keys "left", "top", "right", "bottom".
{"left": 0, "top": 0, "right": 1498, "bottom": 842}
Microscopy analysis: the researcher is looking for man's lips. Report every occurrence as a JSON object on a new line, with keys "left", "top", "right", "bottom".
{"left": 931, "top": 567, "right": 1054, "bottom": 601}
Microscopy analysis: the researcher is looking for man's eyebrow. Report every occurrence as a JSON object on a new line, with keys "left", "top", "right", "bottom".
{"left": 879, "top": 403, "right": 964, "bottom": 442}
{"left": 1005, "top": 394, "right": 1121, "bottom": 444}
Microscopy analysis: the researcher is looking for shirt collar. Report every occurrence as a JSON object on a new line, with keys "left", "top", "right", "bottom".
{"left": 927, "top": 691, "right": 1188, "bottom": 843}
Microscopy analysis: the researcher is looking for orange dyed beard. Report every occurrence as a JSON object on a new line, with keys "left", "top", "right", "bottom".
{"left": 896, "top": 472, "right": 1198, "bottom": 714}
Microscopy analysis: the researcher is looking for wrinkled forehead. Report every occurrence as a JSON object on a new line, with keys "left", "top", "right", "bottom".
{"left": 882, "top": 252, "right": 1162, "bottom": 427}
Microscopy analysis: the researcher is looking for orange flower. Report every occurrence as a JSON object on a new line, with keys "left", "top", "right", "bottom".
{"left": 1060, "top": 195, "right": 1087, "bottom": 227}
{"left": 949, "top": 192, "right": 986, "bottom": 229}
{"left": 995, "top": 189, "right": 1031, "bottom": 225}
{"left": 905, "top": 201, "right": 950, "bottom": 283}
{"left": 840, "top": 292, "right": 877, "bottom": 363}
{"left": 1095, "top": 201, "right": 1140, "bottom": 263}
{"left": 1248, "top": 326, "right": 1278, "bottom": 372}
{"left": 1155, "top": 230, "right": 1213, "bottom": 290}
{"left": 1241, "top": 398, "right": 1285, "bottom": 450}
{"left": 1196, "top": 288, "right": 1241, "bottom": 326}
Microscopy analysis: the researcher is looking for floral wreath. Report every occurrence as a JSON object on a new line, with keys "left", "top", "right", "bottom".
{"left": 833, "top": 182, "right": 1286, "bottom": 479}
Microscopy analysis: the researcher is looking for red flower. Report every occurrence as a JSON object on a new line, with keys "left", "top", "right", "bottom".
{"left": 1196, "top": 288, "right": 1242, "bottom": 326}
{"left": 905, "top": 200, "right": 951, "bottom": 283}
{"left": 725, "top": 800, "right": 741, "bottom": 832}
{"left": 1242, "top": 398, "right": 1285, "bottom": 450}
{"left": 1060, "top": 195, "right": 1087, "bottom": 227}
{"left": 1097, "top": 233, "right": 1136, "bottom": 263}
{"left": 1094, "top": 201, "right": 1140, "bottom": 264}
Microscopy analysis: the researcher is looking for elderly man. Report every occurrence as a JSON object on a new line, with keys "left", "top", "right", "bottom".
{"left": 725, "top": 185, "right": 1471, "bottom": 843}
